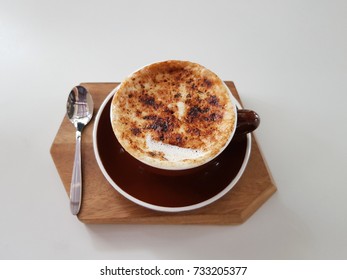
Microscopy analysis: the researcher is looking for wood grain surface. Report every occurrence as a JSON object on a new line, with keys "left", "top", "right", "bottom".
{"left": 50, "top": 81, "right": 276, "bottom": 224}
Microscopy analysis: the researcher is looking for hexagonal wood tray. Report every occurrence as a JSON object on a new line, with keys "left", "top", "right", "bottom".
{"left": 50, "top": 81, "right": 276, "bottom": 224}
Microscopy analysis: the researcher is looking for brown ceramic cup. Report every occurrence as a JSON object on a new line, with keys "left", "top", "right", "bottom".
{"left": 109, "top": 61, "right": 259, "bottom": 176}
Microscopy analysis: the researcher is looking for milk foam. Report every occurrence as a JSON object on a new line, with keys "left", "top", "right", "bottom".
{"left": 176, "top": 101, "right": 185, "bottom": 119}
{"left": 145, "top": 134, "right": 205, "bottom": 163}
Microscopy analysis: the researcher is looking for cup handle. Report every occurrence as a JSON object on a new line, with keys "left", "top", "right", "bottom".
{"left": 235, "top": 109, "right": 260, "bottom": 135}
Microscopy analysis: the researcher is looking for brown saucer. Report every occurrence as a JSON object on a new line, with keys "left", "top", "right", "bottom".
{"left": 94, "top": 90, "right": 250, "bottom": 211}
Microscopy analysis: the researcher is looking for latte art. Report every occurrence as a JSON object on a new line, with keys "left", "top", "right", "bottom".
{"left": 111, "top": 60, "right": 236, "bottom": 170}
{"left": 145, "top": 134, "right": 205, "bottom": 162}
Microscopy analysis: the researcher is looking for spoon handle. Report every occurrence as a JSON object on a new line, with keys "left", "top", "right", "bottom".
{"left": 70, "top": 130, "right": 82, "bottom": 215}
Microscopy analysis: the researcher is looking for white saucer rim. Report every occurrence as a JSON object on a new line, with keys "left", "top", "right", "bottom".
{"left": 92, "top": 84, "right": 251, "bottom": 213}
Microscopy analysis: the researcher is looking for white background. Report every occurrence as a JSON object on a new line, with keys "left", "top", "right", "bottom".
{"left": 1, "top": 0, "right": 346, "bottom": 259}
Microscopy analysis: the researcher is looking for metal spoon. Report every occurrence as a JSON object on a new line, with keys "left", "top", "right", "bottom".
{"left": 66, "top": 86, "right": 94, "bottom": 215}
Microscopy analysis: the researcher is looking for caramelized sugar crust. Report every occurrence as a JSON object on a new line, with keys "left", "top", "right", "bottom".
{"left": 111, "top": 60, "right": 235, "bottom": 169}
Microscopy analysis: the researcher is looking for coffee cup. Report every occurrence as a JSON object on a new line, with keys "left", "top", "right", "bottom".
{"left": 110, "top": 60, "right": 259, "bottom": 175}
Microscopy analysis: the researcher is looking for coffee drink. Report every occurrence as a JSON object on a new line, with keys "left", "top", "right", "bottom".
{"left": 111, "top": 60, "right": 236, "bottom": 170}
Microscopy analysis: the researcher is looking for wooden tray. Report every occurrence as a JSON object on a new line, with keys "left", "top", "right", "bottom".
{"left": 50, "top": 81, "right": 276, "bottom": 224}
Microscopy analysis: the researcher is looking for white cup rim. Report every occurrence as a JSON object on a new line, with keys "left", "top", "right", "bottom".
{"left": 109, "top": 61, "right": 239, "bottom": 171}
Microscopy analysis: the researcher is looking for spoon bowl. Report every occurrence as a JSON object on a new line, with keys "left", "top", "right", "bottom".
{"left": 66, "top": 86, "right": 94, "bottom": 215}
